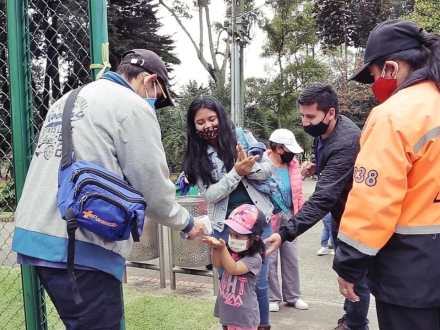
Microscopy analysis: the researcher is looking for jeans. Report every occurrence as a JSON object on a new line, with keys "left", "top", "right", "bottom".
{"left": 321, "top": 213, "right": 334, "bottom": 247}
{"left": 36, "top": 266, "right": 122, "bottom": 330}
{"left": 213, "top": 221, "right": 272, "bottom": 327}
{"left": 331, "top": 217, "right": 370, "bottom": 330}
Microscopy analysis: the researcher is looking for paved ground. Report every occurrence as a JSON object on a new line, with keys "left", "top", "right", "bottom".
{"left": 124, "top": 179, "right": 379, "bottom": 330}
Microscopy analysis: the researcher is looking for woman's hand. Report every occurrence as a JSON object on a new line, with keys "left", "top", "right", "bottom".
{"left": 234, "top": 142, "right": 259, "bottom": 176}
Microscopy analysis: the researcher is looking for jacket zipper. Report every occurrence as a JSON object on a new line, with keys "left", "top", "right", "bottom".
{"left": 71, "top": 167, "right": 142, "bottom": 195}
{"left": 75, "top": 178, "right": 147, "bottom": 208}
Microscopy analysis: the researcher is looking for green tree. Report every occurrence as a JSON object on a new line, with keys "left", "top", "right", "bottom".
{"left": 401, "top": 0, "right": 440, "bottom": 34}
{"left": 243, "top": 77, "right": 277, "bottom": 140}
{"left": 108, "top": 0, "right": 180, "bottom": 73}
{"left": 391, "top": 0, "right": 415, "bottom": 19}
{"left": 313, "top": 0, "right": 392, "bottom": 49}
{"left": 261, "top": 0, "right": 329, "bottom": 127}
{"left": 313, "top": 0, "right": 393, "bottom": 79}
{"left": 334, "top": 77, "right": 377, "bottom": 129}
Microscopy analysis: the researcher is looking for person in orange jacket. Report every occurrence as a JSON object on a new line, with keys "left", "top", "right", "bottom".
{"left": 333, "top": 19, "right": 440, "bottom": 330}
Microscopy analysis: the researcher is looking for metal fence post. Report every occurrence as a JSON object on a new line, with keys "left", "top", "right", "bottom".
{"left": 89, "top": 0, "right": 109, "bottom": 81}
{"left": 7, "top": 0, "right": 46, "bottom": 329}
{"left": 88, "top": 3, "right": 121, "bottom": 328}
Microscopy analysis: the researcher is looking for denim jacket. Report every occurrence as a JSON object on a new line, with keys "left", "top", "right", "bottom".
{"left": 197, "top": 130, "right": 274, "bottom": 232}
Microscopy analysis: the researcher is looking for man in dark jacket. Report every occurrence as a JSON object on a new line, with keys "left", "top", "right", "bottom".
{"left": 265, "top": 83, "right": 368, "bottom": 330}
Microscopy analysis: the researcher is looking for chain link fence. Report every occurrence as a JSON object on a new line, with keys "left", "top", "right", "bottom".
{"left": 1, "top": 0, "right": 93, "bottom": 328}
{"left": 0, "top": 1, "right": 24, "bottom": 328}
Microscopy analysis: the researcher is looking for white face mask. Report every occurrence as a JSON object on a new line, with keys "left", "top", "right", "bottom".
{"left": 228, "top": 234, "right": 249, "bottom": 253}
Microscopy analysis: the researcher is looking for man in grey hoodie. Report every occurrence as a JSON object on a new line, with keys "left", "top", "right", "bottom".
{"left": 12, "top": 49, "right": 204, "bottom": 330}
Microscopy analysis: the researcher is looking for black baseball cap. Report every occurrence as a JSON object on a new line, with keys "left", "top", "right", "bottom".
{"left": 349, "top": 20, "right": 423, "bottom": 84}
{"left": 120, "top": 49, "right": 174, "bottom": 108}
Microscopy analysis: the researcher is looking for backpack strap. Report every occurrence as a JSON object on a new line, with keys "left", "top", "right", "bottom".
{"left": 271, "top": 194, "right": 291, "bottom": 215}
{"left": 131, "top": 211, "right": 141, "bottom": 242}
{"left": 66, "top": 208, "right": 83, "bottom": 304}
{"left": 60, "top": 86, "right": 84, "bottom": 169}
{"left": 61, "top": 87, "right": 84, "bottom": 305}
{"left": 235, "top": 127, "right": 249, "bottom": 149}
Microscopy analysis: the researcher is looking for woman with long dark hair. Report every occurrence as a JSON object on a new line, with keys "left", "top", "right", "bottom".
{"left": 183, "top": 95, "right": 274, "bottom": 330}
{"left": 333, "top": 19, "right": 440, "bottom": 330}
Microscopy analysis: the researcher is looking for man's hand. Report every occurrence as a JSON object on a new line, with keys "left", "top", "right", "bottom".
{"left": 202, "top": 236, "right": 226, "bottom": 249}
{"left": 185, "top": 217, "right": 205, "bottom": 240}
{"left": 338, "top": 276, "right": 360, "bottom": 302}
{"left": 264, "top": 233, "right": 282, "bottom": 254}
{"left": 301, "top": 161, "right": 316, "bottom": 177}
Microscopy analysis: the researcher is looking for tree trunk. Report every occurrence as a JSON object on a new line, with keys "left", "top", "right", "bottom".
{"left": 158, "top": 0, "right": 228, "bottom": 89}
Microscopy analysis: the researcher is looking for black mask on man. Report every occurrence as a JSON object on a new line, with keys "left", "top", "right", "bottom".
{"left": 280, "top": 150, "right": 295, "bottom": 163}
{"left": 303, "top": 113, "right": 330, "bottom": 137}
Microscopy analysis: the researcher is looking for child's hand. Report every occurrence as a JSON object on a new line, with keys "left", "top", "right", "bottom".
{"left": 202, "top": 236, "right": 226, "bottom": 249}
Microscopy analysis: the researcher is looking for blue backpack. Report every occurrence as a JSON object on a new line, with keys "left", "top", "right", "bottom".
{"left": 56, "top": 86, "right": 147, "bottom": 304}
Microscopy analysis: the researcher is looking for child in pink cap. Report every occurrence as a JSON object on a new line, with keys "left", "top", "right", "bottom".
{"left": 203, "top": 204, "right": 266, "bottom": 330}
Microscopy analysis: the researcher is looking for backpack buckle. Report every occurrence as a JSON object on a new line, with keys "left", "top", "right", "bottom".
{"left": 67, "top": 218, "right": 78, "bottom": 233}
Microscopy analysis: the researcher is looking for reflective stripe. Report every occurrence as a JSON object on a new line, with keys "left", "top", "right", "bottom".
{"left": 413, "top": 126, "right": 440, "bottom": 154}
{"left": 395, "top": 225, "right": 440, "bottom": 235}
{"left": 337, "top": 231, "right": 380, "bottom": 256}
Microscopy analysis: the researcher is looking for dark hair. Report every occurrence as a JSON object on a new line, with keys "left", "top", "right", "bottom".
{"left": 269, "top": 141, "right": 283, "bottom": 151}
{"left": 182, "top": 96, "right": 237, "bottom": 186}
{"left": 228, "top": 233, "right": 266, "bottom": 263}
{"left": 116, "top": 53, "right": 166, "bottom": 88}
{"left": 298, "top": 82, "right": 339, "bottom": 115}
{"left": 116, "top": 54, "right": 145, "bottom": 81}
{"left": 372, "top": 31, "right": 440, "bottom": 89}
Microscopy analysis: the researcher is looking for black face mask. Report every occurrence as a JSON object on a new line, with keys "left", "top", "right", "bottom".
{"left": 280, "top": 150, "right": 295, "bottom": 163}
{"left": 303, "top": 113, "right": 330, "bottom": 137}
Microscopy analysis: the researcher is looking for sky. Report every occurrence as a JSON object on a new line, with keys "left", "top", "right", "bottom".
{"left": 157, "top": 0, "right": 274, "bottom": 90}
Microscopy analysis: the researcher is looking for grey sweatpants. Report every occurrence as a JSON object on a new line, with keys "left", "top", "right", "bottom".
{"left": 268, "top": 238, "right": 301, "bottom": 304}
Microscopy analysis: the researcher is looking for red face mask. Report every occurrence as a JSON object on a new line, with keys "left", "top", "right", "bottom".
{"left": 371, "top": 64, "right": 398, "bottom": 103}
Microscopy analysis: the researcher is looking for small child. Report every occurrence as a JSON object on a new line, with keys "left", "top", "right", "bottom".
{"left": 203, "top": 204, "right": 266, "bottom": 330}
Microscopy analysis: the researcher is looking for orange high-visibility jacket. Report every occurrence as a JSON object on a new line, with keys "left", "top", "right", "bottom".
{"left": 334, "top": 78, "right": 440, "bottom": 308}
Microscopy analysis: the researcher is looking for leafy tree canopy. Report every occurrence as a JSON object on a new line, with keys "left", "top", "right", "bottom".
{"left": 401, "top": 0, "right": 440, "bottom": 34}
{"left": 108, "top": 0, "right": 180, "bottom": 73}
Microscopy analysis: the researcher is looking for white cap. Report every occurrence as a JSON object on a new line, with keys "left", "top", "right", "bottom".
{"left": 269, "top": 129, "right": 304, "bottom": 153}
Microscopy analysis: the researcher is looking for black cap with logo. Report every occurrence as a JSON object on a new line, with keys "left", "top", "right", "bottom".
{"left": 349, "top": 20, "right": 423, "bottom": 84}
{"left": 120, "top": 49, "right": 174, "bottom": 108}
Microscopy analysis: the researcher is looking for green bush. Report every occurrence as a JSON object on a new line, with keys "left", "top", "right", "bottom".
{"left": 0, "top": 181, "right": 15, "bottom": 212}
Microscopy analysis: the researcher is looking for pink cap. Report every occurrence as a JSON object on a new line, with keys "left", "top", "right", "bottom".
{"left": 223, "top": 204, "right": 265, "bottom": 236}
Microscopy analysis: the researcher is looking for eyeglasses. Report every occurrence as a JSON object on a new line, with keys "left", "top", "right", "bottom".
{"left": 143, "top": 73, "right": 167, "bottom": 99}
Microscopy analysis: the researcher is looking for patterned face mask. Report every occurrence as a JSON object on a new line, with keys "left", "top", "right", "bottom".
{"left": 196, "top": 125, "right": 220, "bottom": 140}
